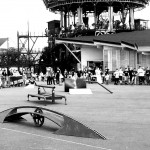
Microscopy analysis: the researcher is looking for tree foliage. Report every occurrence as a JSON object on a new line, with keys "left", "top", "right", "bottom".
{"left": 0, "top": 47, "right": 20, "bottom": 67}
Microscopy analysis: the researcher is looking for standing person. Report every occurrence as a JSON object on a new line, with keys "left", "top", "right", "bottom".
{"left": 56, "top": 67, "right": 61, "bottom": 84}
{"left": 46, "top": 68, "right": 51, "bottom": 85}
{"left": 114, "top": 69, "right": 119, "bottom": 85}
{"left": 87, "top": 70, "right": 92, "bottom": 83}
{"left": 104, "top": 66, "right": 109, "bottom": 84}
{"left": 105, "top": 73, "right": 110, "bottom": 85}
{"left": 2, "top": 70, "right": 7, "bottom": 87}
{"left": 95, "top": 67, "right": 102, "bottom": 83}
{"left": 119, "top": 67, "right": 124, "bottom": 85}
{"left": 128, "top": 67, "right": 133, "bottom": 84}
{"left": 0, "top": 69, "right": 2, "bottom": 88}
{"left": 50, "top": 68, "right": 55, "bottom": 85}
{"left": 26, "top": 68, "right": 31, "bottom": 80}
{"left": 141, "top": 67, "right": 145, "bottom": 85}
{"left": 137, "top": 66, "right": 144, "bottom": 85}
{"left": 123, "top": 68, "right": 129, "bottom": 85}
{"left": 131, "top": 68, "right": 137, "bottom": 85}
{"left": 145, "top": 67, "right": 150, "bottom": 85}
{"left": 63, "top": 69, "right": 68, "bottom": 78}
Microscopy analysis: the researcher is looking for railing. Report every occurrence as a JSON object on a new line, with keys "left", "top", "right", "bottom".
{"left": 46, "top": 0, "right": 147, "bottom": 9}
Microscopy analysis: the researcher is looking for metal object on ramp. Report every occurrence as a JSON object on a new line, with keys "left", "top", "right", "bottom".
{"left": 0, "top": 106, "right": 106, "bottom": 139}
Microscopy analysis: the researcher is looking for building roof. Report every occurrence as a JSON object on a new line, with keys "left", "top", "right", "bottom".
{"left": 58, "top": 30, "right": 150, "bottom": 47}
{"left": 0, "top": 38, "right": 8, "bottom": 47}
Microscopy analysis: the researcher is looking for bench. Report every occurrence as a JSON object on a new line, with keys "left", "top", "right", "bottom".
{"left": 27, "top": 84, "right": 67, "bottom": 105}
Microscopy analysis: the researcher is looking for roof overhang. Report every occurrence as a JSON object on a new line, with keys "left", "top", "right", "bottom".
{"left": 55, "top": 38, "right": 138, "bottom": 51}
{"left": 94, "top": 39, "right": 121, "bottom": 48}
{"left": 55, "top": 39, "right": 94, "bottom": 46}
{"left": 121, "top": 41, "right": 137, "bottom": 51}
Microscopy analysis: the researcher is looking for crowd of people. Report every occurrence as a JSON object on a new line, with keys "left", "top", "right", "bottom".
{"left": 1, "top": 65, "right": 150, "bottom": 88}
{"left": 0, "top": 68, "right": 35, "bottom": 88}
{"left": 112, "top": 66, "right": 150, "bottom": 85}
{"left": 37, "top": 65, "right": 150, "bottom": 86}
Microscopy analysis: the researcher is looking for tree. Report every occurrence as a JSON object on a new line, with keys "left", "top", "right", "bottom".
{"left": 39, "top": 47, "right": 53, "bottom": 74}
{"left": 0, "top": 47, "right": 20, "bottom": 68}
{"left": 39, "top": 44, "right": 80, "bottom": 73}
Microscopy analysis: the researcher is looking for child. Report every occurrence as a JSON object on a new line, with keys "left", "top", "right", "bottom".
{"left": 105, "top": 73, "right": 110, "bottom": 85}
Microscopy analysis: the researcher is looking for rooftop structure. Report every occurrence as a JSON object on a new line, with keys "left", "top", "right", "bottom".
{"left": 43, "top": 0, "right": 150, "bottom": 33}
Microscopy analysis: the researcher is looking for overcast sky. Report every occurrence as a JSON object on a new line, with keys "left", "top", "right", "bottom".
{"left": 0, "top": 0, "right": 150, "bottom": 48}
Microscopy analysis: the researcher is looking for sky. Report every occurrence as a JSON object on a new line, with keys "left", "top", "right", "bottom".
{"left": 0, "top": 0, "right": 150, "bottom": 49}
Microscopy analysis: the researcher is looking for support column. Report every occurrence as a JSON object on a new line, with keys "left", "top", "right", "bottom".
{"left": 68, "top": 11, "right": 70, "bottom": 28}
{"left": 94, "top": 4, "right": 97, "bottom": 29}
{"left": 73, "top": 12, "right": 76, "bottom": 26}
{"left": 77, "top": 6, "right": 83, "bottom": 25}
{"left": 60, "top": 11, "right": 64, "bottom": 28}
{"left": 108, "top": 6, "right": 114, "bottom": 32}
{"left": 64, "top": 12, "right": 67, "bottom": 30}
{"left": 129, "top": 8, "right": 134, "bottom": 30}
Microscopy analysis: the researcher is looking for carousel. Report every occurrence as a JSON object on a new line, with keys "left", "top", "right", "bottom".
{"left": 43, "top": 0, "right": 149, "bottom": 34}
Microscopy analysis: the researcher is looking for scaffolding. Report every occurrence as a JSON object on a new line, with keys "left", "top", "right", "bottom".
{"left": 17, "top": 32, "right": 48, "bottom": 67}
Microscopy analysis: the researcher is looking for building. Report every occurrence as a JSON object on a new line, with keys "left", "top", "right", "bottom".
{"left": 56, "top": 30, "right": 150, "bottom": 71}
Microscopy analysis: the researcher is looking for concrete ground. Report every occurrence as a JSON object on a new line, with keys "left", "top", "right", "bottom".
{"left": 0, "top": 82, "right": 150, "bottom": 150}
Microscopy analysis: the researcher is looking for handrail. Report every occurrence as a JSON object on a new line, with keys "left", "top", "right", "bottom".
{"left": 89, "top": 81, "right": 113, "bottom": 94}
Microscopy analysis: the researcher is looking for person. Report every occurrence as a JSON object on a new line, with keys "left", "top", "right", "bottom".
{"left": 114, "top": 69, "right": 119, "bottom": 85}
{"left": 123, "top": 68, "right": 129, "bottom": 85}
{"left": 46, "top": 68, "right": 51, "bottom": 85}
{"left": 128, "top": 67, "right": 133, "bottom": 84}
{"left": 45, "top": 28, "right": 50, "bottom": 36}
{"left": 63, "top": 69, "right": 68, "bottom": 78}
{"left": 56, "top": 67, "right": 61, "bottom": 84}
{"left": 49, "top": 68, "right": 55, "bottom": 85}
{"left": 2, "top": 69, "right": 7, "bottom": 87}
{"left": 141, "top": 67, "right": 145, "bottom": 85}
{"left": 39, "top": 72, "right": 44, "bottom": 82}
{"left": 26, "top": 68, "right": 31, "bottom": 79}
{"left": 87, "top": 70, "right": 92, "bottom": 83}
{"left": 131, "top": 68, "right": 137, "bottom": 85}
{"left": 145, "top": 67, "right": 150, "bottom": 85}
{"left": 0, "top": 69, "right": 2, "bottom": 88}
{"left": 119, "top": 67, "right": 124, "bottom": 85}
{"left": 105, "top": 73, "right": 110, "bottom": 85}
{"left": 95, "top": 67, "right": 102, "bottom": 83}
{"left": 137, "top": 66, "right": 144, "bottom": 85}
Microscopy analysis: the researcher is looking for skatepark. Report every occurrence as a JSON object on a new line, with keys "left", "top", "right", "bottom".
{"left": 0, "top": 82, "right": 150, "bottom": 150}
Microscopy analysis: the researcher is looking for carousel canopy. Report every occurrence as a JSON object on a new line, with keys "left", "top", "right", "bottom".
{"left": 43, "top": 0, "right": 149, "bottom": 12}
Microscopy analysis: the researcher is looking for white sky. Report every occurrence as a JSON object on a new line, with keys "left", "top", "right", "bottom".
{"left": 0, "top": 0, "right": 150, "bottom": 48}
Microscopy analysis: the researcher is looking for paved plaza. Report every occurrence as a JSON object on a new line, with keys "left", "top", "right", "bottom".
{"left": 0, "top": 82, "right": 150, "bottom": 150}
